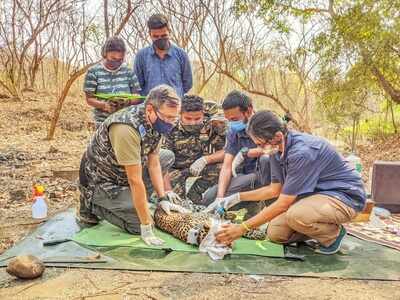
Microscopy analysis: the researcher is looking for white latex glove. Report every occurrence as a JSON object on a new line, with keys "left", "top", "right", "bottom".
{"left": 231, "top": 152, "right": 245, "bottom": 177}
{"left": 140, "top": 224, "right": 164, "bottom": 246}
{"left": 160, "top": 200, "right": 190, "bottom": 215}
{"left": 165, "top": 191, "right": 182, "bottom": 204}
{"left": 204, "top": 193, "right": 241, "bottom": 214}
{"left": 190, "top": 156, "right": 208, "bottom": 176}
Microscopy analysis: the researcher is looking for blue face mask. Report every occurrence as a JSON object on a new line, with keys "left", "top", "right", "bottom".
{"left": 229, "top": 120, "right": 247, "bottom": 132}
{"left": 153, "top": 115, "right": 174, "bottom": 135}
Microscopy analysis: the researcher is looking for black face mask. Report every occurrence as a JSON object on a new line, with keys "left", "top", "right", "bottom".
{"left": 153, "top": 38, "right": 170, "bottom": 50}
{"left": 182, "top": 123, "right": 203, "bottom": 133}
{"left": 105, "top": 59, "right": 123, "bottom": 70}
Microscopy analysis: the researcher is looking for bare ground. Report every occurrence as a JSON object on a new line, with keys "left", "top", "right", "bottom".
{"left": 1, "top": 92, "right": 400, "bottom": 299}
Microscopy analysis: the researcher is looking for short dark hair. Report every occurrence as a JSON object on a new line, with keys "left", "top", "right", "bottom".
{"left": 101, "top": 36, "right": 126, "bottom": 58}
{"left": 247, "top": 110, "right": 287, "bottom": 141}
{"left": 182, "top": 95, "right": 204, "bottom": 112}
{"left": 222, "top": 90, "right": 252, "bottom": 112}
{"left": 147, "top": 14, "right": 169, "bottom": 30}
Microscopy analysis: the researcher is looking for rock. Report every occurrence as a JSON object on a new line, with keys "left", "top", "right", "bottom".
{"left": 48, "top": 146, "right": 59, "bottom": 154}
{"left": 6, "top": 255, "right": 45, "bottom": 279}
{"left": 15, "top": 152, "right": 28, "bottom": 161}
{"left": 9, "top": 189, "right": 27, "bottom": 202}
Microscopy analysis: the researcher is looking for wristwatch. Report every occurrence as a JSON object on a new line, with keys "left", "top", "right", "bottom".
{"left": 240, "top": 147, "right": 249, "bottom": 158}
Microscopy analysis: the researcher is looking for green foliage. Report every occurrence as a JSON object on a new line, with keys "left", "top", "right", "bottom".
{"left": 234, "top": 0, "right": 400, "bottom": 141}
{"left": 341, "top": 103, "right": 400, "bottom": 142}
{"left": 316, "top": 62, "right": 372, "bottom": 126}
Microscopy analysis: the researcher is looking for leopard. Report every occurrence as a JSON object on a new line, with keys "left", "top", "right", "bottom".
{"left": 154, "top": 203, "right": 266, "bottom": 246}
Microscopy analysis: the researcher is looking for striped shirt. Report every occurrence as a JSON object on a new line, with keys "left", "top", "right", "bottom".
{"left": 83, "top": 62, "right": 141, "bottom": 124}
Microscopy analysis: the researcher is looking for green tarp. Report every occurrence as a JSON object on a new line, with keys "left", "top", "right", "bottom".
{"left": 1, "top": 209, "right": 400, "bottom": 280}
{"left": 72, "top": 221, "right": 285, "bottom": 258}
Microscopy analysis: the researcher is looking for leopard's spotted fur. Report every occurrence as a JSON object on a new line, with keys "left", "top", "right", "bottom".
{"left": 154, "top": 205, "right": 211, "bottom": 244}
{"left": 154, "top": 203, "right": 266, "bottom": 245}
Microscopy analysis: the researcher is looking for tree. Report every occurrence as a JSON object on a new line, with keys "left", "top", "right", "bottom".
{"left": 316, "top": 63, "right": 374, "bottom": 150}
{"left": 47, "top": 0, "right": 140, "bottom": 140}
{"left": 234, "top": 0, "right": 400, "bottom": 104}
{"left": 0, "top": 0, "right": 72, "bottom": 99}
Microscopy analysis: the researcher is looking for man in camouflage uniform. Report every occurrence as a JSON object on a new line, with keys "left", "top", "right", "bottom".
{"left": 78, "top": 85, "right": 186, "bottom": 246}
{"left": 163, "top": 95, "right": 227, "bottom": 205}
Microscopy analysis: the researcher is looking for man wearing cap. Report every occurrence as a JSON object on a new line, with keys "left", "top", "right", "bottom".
{"left": 134, "top": 14, "right": 193, "bottom": 97}
{"left": 78, "top": 85, "right": 186, "bottom": 246}
{"left": 163, "top": 95, "right": 227, "bottom": 205}
{"left": 84, "top": 36, "right": 141, "bottom": 128}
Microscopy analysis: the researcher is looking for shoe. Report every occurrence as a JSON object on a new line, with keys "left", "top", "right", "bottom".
{"left": 76, "top": 211, "right": 99, "bottom": 226}
{"left": 315, "top": 225, "right": 347, "bottom": 255}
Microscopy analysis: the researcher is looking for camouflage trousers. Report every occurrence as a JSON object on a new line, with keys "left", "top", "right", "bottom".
{"left": 169, "top": 163, "right": 221, "bottom": 205}
{"left": 79, "top": 149, "right": 175, "bottom": 234}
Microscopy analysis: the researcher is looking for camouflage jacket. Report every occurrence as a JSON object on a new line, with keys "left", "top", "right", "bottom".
{"left": 164, "top": 116, "right": 227, "bottom": 170}
{"left": 80, "top": 105, "right": 162, "bottom": 202}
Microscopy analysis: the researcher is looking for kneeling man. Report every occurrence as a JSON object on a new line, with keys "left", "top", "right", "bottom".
{"left": 163, "top": 95, "right": 226, "bottom": 204}
{"left": 78, "top": 85, "right": 181, "bottom": 246}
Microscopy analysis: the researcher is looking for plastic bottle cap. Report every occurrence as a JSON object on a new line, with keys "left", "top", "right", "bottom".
{"left": 34, "top": 185, "right": 45, "bottom": 196}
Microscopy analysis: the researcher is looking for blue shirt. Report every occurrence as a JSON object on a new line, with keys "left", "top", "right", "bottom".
{"left": 224, "top": 128, "right": 258, "bottom": 174}
{"left": 83, "top": 62, "right": 141, "bottom": 123}
{"left": 270, "top": 131, "right": 366, "bottom": 212}
{"left": 133, "top": 43, "right": 193, "bottom": 97}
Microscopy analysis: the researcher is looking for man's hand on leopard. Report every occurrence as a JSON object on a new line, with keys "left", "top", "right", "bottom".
{"left": 159, "top": 200, "right": 191, "bottom": 215}
{"left": 204, "top": 193, "right": 241, "bottom": 214}
{"left": 165, "top": 190, "right": 182, "bottom": 204}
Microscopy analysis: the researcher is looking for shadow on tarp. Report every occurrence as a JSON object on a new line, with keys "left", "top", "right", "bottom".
{"left": 72, "top": 220, "right": 285, "bottom": 257}
{"left": 1, "top": 209, "right": 399, "bottom": 281}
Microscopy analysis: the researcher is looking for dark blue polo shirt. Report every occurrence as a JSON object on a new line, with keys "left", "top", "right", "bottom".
{"left": 224, "top": 128, "right": 258, "bottom": 174}
{"left": 270, "top": 131, "right": 366, "bottom": 212}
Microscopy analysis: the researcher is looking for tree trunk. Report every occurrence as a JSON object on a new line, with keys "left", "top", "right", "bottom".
{"left": 104, "top": 0, "right": 110, "bottom": 39}
{"left": 370, "top": 65, "right": 400, "bottom": 104}
{"left": 41, "top": 62, "right": 46, "bottom": 90}
{"left": 351, "top": 117, "right": 357, "bottom": 153}
{"left": 390, "top": 100, "right": 398, "bottom": 134}
{"left": 46, "top": 66, "right": 92, "bottom": 140}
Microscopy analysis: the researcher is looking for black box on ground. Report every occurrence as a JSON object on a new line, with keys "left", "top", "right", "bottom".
{"left": 372, "top": 161, "right": 400, "bottom": 213}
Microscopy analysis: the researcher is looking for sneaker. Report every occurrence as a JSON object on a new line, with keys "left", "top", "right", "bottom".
{"left": 315, "top": 225, "right": 347, "bottom": 255}
{"left": 76, "top": 211, "right": 99, "bottom": 226}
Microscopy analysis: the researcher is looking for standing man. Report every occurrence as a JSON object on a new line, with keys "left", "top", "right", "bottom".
{"left": 163, "top": 95, "right": 227, "bottom": 205}
{"left": 84, "top": 36, "right": 141, "bottom": 128}
{"left": 78, "top": 85, "right": 185, "bottom": 246}
{"left": 203, "top": 90, "right": 271, "bottom": 219}
{"left": 134, "top": 14, "right": 193, "bottom": 97}
{"left": 215, "top": 111, "right": 366, "bottom": 255}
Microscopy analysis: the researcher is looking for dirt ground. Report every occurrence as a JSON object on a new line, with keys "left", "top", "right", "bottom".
{"left": 1, "top": 92, "right": 400, "bottom": 299}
